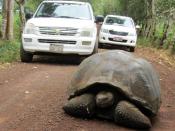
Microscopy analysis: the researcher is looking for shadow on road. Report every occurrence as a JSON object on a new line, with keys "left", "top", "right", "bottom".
{"left": 99, "top": 44, "right": 131, "bottom": 52}
{"left": 30, "top": 55, "right": 85, "bottom": 65}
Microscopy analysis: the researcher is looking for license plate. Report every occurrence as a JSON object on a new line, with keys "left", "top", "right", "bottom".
{"left": 50, "top": 44, "right": 63, "bottom": 53}
{"left": 113, "top": 37, "right": 123, "bottom": 42}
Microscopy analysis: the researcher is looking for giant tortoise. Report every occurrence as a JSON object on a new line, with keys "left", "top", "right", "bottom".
{"left": 63, "top": 50, "right": 161, "bottom": 129}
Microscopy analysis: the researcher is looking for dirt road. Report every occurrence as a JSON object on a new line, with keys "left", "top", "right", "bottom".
{"left": 0, "top": 48, "right": 175, "bottom": 131}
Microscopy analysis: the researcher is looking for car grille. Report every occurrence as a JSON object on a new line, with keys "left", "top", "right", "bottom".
{"left": 38, "top": 39, "right": 76, "bottom": 44}
{"left": 109, "top": 30, "right": 128, "bottom": 36}
{"left": 108, "top": 38, "right": 127, "bottom": 43}
{"left": 39, "top": 27, "right": 78, "bottom": 36}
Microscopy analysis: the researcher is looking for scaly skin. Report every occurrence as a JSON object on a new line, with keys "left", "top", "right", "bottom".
{"left": 96, "top": 91, "right": 114, "bottom": 108}
{"left": 63, "top": 94, "right": 95, "bottom": 118}
{"left": 114, "top": 101, "right": 151, "bottom": 129}
{"left": 63, "top": 93, "right": 151, "bottom": 129}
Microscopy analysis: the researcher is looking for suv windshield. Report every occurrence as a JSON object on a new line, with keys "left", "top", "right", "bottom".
{"left": 35, "top": 2, "right": 92, "bottom": 20}
{"left": 105, "top": 16, "right": 134, "bottom": 28}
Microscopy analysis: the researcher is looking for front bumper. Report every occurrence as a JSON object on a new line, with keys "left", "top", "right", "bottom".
{"left": 99, "top": 32, "right": 137, "bottom": 47}
{"left": 22, "top": 34, "right": 96, "bottom": 55}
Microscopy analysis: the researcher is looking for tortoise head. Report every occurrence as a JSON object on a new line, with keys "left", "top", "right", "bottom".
{"left": 96, "top": 91, "right": 115, "bottom": 108}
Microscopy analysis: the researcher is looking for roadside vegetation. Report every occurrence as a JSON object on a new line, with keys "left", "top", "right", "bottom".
{"left": 0, "top": 0, "right": 41, "bottom": 64}
{"left": 91, "top": 0, "right": 175, "bottom": 54}
{"left": 0, "top": 12, "right": 20, "bottom": 64}
{"left": 0, "top": 0, "right": 175, "bottom": 63}
{"left": 0, "top": 40, "right": 19, "bottom": 63}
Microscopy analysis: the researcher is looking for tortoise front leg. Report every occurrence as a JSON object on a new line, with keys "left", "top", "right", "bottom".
{"left": 63, "top": 94, "right": 96, "bottom": 118}
{"left": 114, "top": 101, "right": 151, "bottom": 129}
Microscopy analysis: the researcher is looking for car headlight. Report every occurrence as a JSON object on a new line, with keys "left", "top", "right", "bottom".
{"left": 24, "top": 23, "right": 37, "bottom": 34}
{"left": 128, "top": 32, "right": 136, "bottom": 36}
{"left": 101, "top": 28, "right": 108, "bottom": 33}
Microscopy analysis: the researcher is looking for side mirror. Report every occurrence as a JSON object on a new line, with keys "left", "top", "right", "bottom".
{"left": 25, "top": 12, "right": 33, "bottom": 21}
{"left": 95, "top": 15, "right": 104, "bottom": 23}
{"left": 136, "top": 25, "right": 141, "bottom": 29}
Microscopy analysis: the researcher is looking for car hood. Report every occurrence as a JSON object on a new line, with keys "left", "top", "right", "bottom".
{"left": 27, "top": 18, "right": 95, "bottom": 29}
{"left": 102, "top": 24, "right": 136, "bottom": 33}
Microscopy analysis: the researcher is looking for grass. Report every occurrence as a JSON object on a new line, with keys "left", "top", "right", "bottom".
{"left": 0, "top": 40, "right": 20, "bottom": 64}
{"left": 14, "top": 13, "right": 22, "bottom": 40}
{"left": 137, "top": 37, "right": 153, "bottom": 47}
{"left": 137, "top": 35, "right": 175, "bottom": 67}
{"left": 0, "top": 13, "right": 21, "bottom": 64}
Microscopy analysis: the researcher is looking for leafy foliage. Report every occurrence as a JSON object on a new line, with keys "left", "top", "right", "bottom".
{"left": 92, "top": 0, "right": 147, "bottom": 22}
{"left": 25, "top": 0, "right": 43, "bottom": 11}
{"left": 1, "top": 0, "right": 175, "bottom": 63}
{"left": 156, "top": 0, "right": 175, "bottom": 15}
{"left": 0, "top": 40, "right": 20, "bottom": 63}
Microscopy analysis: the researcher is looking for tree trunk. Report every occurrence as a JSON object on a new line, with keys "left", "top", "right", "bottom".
{"left": 147, "top": 19, "right": 156, "bottom": 39}
{"left": 123, "top": 0, "right": 128, "bottom": 16}
{"left": 1, "top": 0, "right": 8, "bottom": 39}
{"left": 7, "top": 0, "right": 14, "bottom": 40}
{"left": 15, "top": 0, "right": 26, "bottom": 32}
{"left": 1, "top": 0, "right": 14, "bottom": 40}
{"left": 141, "top": 0, "right": 156, "bottom": 39}
{"left": 160, "top": 21, "right": 169, "bottom": 46}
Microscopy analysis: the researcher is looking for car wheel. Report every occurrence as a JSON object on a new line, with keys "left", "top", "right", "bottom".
{"left": 129, "top": 47, "right": 135, "bottom": 52}
{"left": 20, "top": 44, "right": 33, "bottom": 62}
{"left": 98, "top": 42, "right": 104, "bottom": 48}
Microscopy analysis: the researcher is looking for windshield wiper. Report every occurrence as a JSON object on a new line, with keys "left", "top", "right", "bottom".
{"left": 36, "top": 14, "right": 52, "bottom": 18}
{"left": 56, "top": 16, "right": 81, "bottom": 19}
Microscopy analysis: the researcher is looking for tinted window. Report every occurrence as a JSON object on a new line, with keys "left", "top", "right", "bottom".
{"left": 35, "top": 2, "right": 92, "bottom": 20}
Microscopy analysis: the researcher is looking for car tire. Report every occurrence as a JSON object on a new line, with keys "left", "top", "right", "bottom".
{"left": 92, "top": 39, "right": 98, "bottom": 54}
{"left": 20, "top": 44, "right": 33, "bottom": 62}
{"left": 98, "top": 42, "right": 103, "bottom": 48}
{"left": 129, "top": 47, "right": 135, "bottom": 52}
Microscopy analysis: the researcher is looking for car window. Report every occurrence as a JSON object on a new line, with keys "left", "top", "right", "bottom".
{"left": 105, "top": 16, "right": 134, "bottom": 28}
{"left": 35, "top": 2, "right": 92, "bottom": 20}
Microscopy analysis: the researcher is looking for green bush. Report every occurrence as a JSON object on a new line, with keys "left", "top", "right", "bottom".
{"left": 25, "top": 0, "right": 43, "bottom": 11}
{"left": 0, "top": 41, "right": 20, "bottom": 63}
{"left": 14, "top": 13, "right": 21, "bottom": 40}
{"left": 162, "top": 40, "right": 169, "bottom": 49}
{"left": 171, "top": 43, "right": 175, "bottom": 54}
{"left": 137, "top": 37, "right": 153, "bottom": 47}
{"left": 0, "top": 12, "right": 20, "bottom": 63}
{"left": 154, "top": 21, "right": 165, "bottom": 39}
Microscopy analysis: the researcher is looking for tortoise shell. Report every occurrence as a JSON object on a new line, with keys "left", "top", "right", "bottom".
{"left": 68, "top": 50, "right": 161, "bottom": 116}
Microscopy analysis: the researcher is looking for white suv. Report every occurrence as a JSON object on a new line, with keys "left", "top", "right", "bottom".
{"left": 99, "top": 15, "right": 138, "bottom": 52}
{"left": 21, "top": 0, "right": 98, "bottom": 62}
